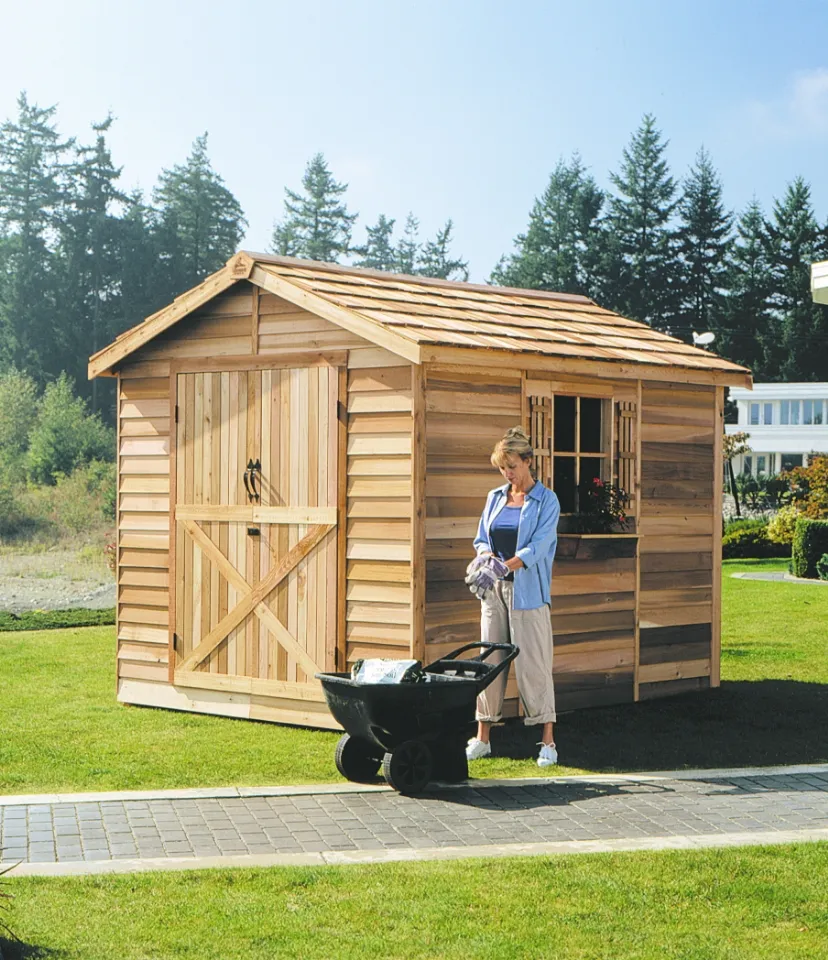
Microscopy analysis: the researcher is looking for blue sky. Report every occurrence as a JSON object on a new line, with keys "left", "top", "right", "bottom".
{"left": 2, "top": 0, "right": 828, "bottom": 280}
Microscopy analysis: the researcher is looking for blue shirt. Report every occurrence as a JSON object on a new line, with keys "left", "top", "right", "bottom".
{"left": 473, "top": 481, "right": 560, "bottom": 610}
{"left": 490, "top": 504, "right": 521, "bottom": 580}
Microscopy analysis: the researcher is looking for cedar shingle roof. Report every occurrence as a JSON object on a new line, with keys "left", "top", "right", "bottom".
{"left": 89, "top": 252, "right": 751, "bottom": 385}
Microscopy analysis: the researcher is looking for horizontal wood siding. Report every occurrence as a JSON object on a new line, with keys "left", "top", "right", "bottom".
{"left": 345, "top": 362, "right": 414, "bottom": 664}
{"left": 117, "top": 370, "right": 171, "bottom": 684}
{"left": 423, "top": 370, "right": 522, "bottom": 712}
{"left": 638, "top": 381, "right": 716, "bottom": 700}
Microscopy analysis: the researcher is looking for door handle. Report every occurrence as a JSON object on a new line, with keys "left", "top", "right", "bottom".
{"left": 244, "top": 459, "right": 261, "bottom": 503}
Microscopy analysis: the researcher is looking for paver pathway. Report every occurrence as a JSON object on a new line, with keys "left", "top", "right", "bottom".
{"left": 3, "top": 765, "right": 828, "bottom": 876}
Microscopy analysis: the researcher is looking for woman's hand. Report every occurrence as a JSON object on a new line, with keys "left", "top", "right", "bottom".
{"left": 504, "top": 556, "right": 524, "bottom": 573}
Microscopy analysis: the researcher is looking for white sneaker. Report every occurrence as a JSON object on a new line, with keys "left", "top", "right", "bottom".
{"left": 466, "top": 737, "right": 492, "bottom": 761}
{"left": 537, "top": 742, "right": 558, "bottom": 767}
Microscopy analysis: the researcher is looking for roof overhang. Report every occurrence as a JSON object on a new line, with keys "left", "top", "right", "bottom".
{"left": 812, "top": 260, "right": 828, "bottom": 305}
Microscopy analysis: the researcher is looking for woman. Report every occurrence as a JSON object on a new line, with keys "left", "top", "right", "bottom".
{"left": 466, "top": 426, "right": 560, "bottom": 767}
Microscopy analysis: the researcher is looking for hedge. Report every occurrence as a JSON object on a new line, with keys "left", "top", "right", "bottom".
{"left": 722, "top": 521, "right": 791, "bottom": 559}
{"left": 791, "top": 518, "right": 828, "bottom": 579}
{"left": 0, "top": 608, "right": 115, "bottom": 632}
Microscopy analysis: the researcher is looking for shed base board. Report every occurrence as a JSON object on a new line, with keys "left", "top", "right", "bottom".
{"left": 117, "top": 678, "right": 342, "bottom": 730}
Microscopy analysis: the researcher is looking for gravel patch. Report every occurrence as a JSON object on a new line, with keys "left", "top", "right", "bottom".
{"left": 0, "top": 550, "right": 115, "bottom": 614}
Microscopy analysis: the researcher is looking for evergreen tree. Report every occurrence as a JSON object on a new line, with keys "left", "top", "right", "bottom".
{"left": 491, "top": 155, "right": 603, "bottom": 294}
{"left": 153, "top": 133, "right": 247, "bottom": 297}
{"left": 59, "top": 116, "right": 128, "bottom": 411}
{"left": 417, "top": 220, "right": 469, "bottom": 280}
{"left": 270, "top": 153, "right": 356, "bottom": 263}
{"left": 720, "top": 200, "right": 774, "bottom": 376}
{"left": 676, "top": 147, "right": 733, "bottom": 340}
{"left": 0, "top": 92, "right": 72, "bottom": 381}
{"left": 763, "top": 177, "right": 828, "bottom": 381}
{"left": 353, "top": 214, "right": 397, "bottom": 270}
{"left": 394, "top": 213, "right": 420, "bottom": 274}
{"left": 605, "top": 114, "right": 679, "bottom": 329}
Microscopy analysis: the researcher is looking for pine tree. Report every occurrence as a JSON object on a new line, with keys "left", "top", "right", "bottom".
{"left": 394, "top": 213, "right": 420, "bottom": 274}
{"left": 59, "top": 116, "right": 128, "bottom": 411}
{"left": 491, "top": 155, "right": 603, "bottom": 294}
{"left": 605, "top": 114, "right": 679, "bottom": 329}
{"left": 763, "top": 177, "right": 828, "bottom": 381}
{"left": 676, "top": 148, "right": 733, "bottom": 340}
{"left": 0, "top": 92, "right": 72, "bottom": 381}
{"left": 720, "top": 200, "right": 774, "bottom": 376}
{"left": 270, "top": 153, "right": 357, "bottom": 263}
{"left": 417, "top": 220, "right": 469, "bottom": 280}
{"left": 353, "top": 214, "right": 397, "bottom": 271}
{"left": 153, "top": 133, "right": 247, "bottom": 297}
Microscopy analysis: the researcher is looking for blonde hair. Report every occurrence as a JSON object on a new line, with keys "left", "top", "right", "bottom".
{"left": 491, "top": 426, "right": 534, "bottom": 472}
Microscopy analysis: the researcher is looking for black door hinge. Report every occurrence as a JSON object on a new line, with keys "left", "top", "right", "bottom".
{"left": 174, "top": 405, "right": 179, "bottom": 424}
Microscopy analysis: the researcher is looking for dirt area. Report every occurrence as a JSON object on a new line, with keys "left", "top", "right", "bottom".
{"left": 0, "top": 548, "right": 116, "bottom": 614}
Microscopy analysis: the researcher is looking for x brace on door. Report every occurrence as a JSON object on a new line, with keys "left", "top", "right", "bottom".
{"left": 173, "top": 507, "right": 336, "bottom": 679}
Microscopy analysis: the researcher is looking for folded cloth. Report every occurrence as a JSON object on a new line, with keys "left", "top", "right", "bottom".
{"left": 465, "top": 555, "right": 510, "bottom": 599}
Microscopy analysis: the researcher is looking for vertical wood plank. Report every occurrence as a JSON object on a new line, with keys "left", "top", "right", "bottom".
{"left": 251, "top": 285, "right": 260, "bottom": 355}
{"left": 218, "top": 371, "right": 230, "bottom": 675}
{"left": 249, "top": 370, "right": 262, "bottom": 679}
{"left": 331, "top": 364, "right": 345, "bottom": 671}
{"left": 183, "top": 375, "right": 195, "bottom": 660}
{"left": 711, "top": 385, "right": 724, "bottom": 688}
{"left": 633, "top": 380, "right": 643, "bottom": 701}
{"left": 259, "top": 368, "right": 272, "bottom": 679}
{"left": 202, "top": 372, "right": 213, "bottom": 666}
{"left": 410, "top": 364, "right": 426, "bottom": 662}
{"left": 227, "top": 370, "right": 239, "bottom": 676}
{"left": 307, "top": 365, "right": 320, "bottom": 675}
{"left": 192, "top": 375, "right": 204, "bottom": 655}
{"left": 167, "top": 373, "right": 177, "bottom": 682}
{"left": 277, "top": 369, "right": 290, "bottom": 681}
{"left": 235, "top": 371, "right": 248, "bottom": 676}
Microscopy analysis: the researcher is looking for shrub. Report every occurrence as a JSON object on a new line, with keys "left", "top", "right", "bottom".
{"left": 0, "top": 367, "right": 38, "bottom": 482}
{"left": 0, "top": 608, "right": 115, "bottom": 632}
{"left": 792, "top": 517, "right": 828, "bottom": 579}
{"left": 782, "top": 455, "right": 828, "bottom": 519}
{"left": 767, "top": 504, "right": 800, "bottom": 545}
{"left": 817, "top": 554, "right": 828, "bottom": 582}
{"left": 722, "top": 520, "right": 790, "bottom": 559}
{"left": 26, "top": 374, "right": 115, "bottom": 485}
{"left": 50, "top": 461, "right": 117, "bottom": 534}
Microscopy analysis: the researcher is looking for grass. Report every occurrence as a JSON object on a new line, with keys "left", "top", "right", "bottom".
{"left": 0, "top": 559, "right": 826, "bottom": 795}
{"left": 3, "top": 845, "right": 828, "bottom": 959}
{"left": 0, "top": 609, "right": 114, "bottom": 632}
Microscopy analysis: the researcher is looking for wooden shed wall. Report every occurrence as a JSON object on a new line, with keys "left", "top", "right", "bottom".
{"left": 115, "top": 280, "right": 411, "bottom": 718}
{"left": 637, "top": 381, "right": 720, "bottom": 699}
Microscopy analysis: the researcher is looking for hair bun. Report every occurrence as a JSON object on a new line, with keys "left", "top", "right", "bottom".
{"left": 505, "top": 426, "right": 529, "bottom": 442}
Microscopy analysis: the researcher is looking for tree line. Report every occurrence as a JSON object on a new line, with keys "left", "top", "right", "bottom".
{"left": 1, "top": 93, "right": 827, "bottom": 434}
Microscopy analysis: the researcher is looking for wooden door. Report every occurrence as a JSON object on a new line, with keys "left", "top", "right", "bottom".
{"left": 170, "top": 364, "right": 341, "bottom": 699}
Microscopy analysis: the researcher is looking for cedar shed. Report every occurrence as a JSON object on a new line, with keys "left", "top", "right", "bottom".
{"left": 89, "top": 252, "right": 751, "bottom": 729}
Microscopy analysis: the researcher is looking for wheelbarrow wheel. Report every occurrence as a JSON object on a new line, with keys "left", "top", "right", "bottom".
{"left": 382, "top": 740, "right": 433, "bottom": 795}
{"left": 334, "top": 734, "right": 383, "bottom": 783}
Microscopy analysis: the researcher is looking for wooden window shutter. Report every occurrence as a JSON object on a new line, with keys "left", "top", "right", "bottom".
{"left": 528, "top": 393, "right": 553, "bottom": 488}
{"left": 614, "top": 400, "right": 637, "bottom": 512}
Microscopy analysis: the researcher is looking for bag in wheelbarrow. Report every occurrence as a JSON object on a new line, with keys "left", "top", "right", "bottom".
{"left": 316, "top": 641, "right": 518, "bottom": 795}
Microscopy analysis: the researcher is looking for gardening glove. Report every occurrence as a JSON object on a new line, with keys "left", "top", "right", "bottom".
{"left": 465, "top": 555, "right": 509, "bottom": 599}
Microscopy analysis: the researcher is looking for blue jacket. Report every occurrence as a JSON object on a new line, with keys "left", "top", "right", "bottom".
{"left": 473, "top": 481, "right": 560, "bottom": 610}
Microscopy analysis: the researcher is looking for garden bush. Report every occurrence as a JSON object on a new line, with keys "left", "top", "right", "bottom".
{"left": 792, "top": 517, "right": 828, "bottom": 578}
{"left": 767, "top": 504, "right": 799, "bottom": 545}
{"left": 722, "top": 520, "right": 790, "bottom": 559}
{"left": 51, "top": 461, "right": 117, "bottom": 532}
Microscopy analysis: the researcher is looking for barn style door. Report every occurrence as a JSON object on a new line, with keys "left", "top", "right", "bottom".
{"left": 170, "top": 363, "right": 341, "bottom": 698}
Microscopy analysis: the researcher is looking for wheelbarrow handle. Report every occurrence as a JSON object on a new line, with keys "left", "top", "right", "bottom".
{"left": 436, "top": 640, "right": 517, "bottom": 663}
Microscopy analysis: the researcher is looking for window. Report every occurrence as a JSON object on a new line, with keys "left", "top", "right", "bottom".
{"left": 781, "top": 401, "right": 789, "bottom": 425}
{"left": 804, "top": 400, "right": 824, "bottom": 425}
{"left": 781, "top": 454, "right": 803, "bottom": 471}
{"left": 763, "top": 403, "right": 773, "bottom": 425}
{"left": 756, "top": 455, "right": 766, "bottom": 475}
{"left": 743, "top": 456, "right": 753, "bottom": 475}
{"left": 528, "top": 392, "right": 612, "bottom": 514}
{"left": 791, "top": 401, "right": 800, "bottom": 425}
{"left": 749, "top": 403, "right": 760, "bottom": 425}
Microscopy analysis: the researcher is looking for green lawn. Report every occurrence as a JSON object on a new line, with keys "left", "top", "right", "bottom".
{"left": 3, "top": 845, "right": 828, "bottom": 959}
{"left": 0, "top": 558, "right": 826, "bottom": 795}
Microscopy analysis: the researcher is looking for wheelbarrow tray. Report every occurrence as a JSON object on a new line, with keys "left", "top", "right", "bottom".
{"left": 317, "top": 641, "right": 519, "bottom": 754}
{"left": 318, "top": 672, "right": 478, "bottom": 752}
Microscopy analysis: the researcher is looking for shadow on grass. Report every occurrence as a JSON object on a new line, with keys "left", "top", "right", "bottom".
{"left": 489, "top": 680, "right": 828, "bottom": 772}
{"left": 0, "top": 940, "right": 61, "bottom": 960}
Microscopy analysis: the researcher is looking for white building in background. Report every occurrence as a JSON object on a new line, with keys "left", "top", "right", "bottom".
{"left": 726, "top": 383, "right": 828, "bottom": 476}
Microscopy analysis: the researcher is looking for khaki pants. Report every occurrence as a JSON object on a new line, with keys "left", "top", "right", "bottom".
{"left": 475, "top": 580, "right": 556, "bottom": 725}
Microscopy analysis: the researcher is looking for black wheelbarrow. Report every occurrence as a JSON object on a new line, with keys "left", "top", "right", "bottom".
{"left": 316, "top": 641, "right": 519, "bottom": 795}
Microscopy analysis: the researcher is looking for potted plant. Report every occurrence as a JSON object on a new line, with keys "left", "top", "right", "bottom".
{"left": 572, "top": 478, "right": 630, "bottom": 534}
